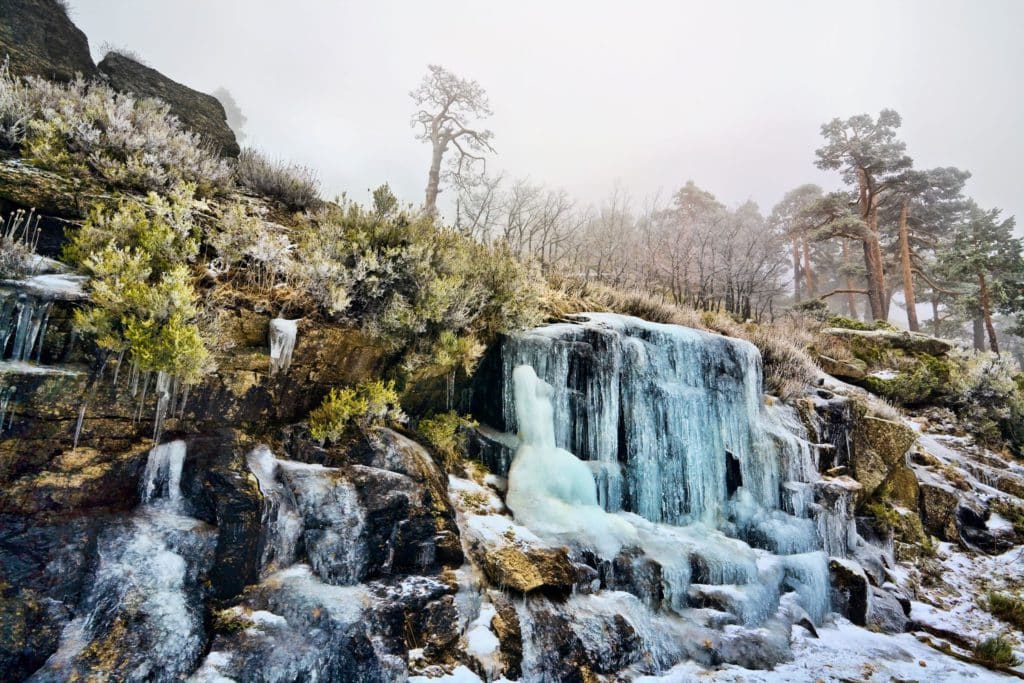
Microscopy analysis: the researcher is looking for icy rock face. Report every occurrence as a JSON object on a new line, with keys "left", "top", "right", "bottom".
{"left": 0, "top": 274, "right": 86, "bottom": 364}
{"left": 499, "top": 313, "right": 815, "bottom": 524}
{"left": 499, "top": 312, "right": 835, "bottom": 665}
{"left": 30, "top": 441, "right": 217, "bottom": 683}
{"left": 268, "top": 318, "right": 298, "bottom": 376}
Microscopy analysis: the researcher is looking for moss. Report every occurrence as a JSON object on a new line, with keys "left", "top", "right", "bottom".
{"left": 213, "top": 608, "right": 254, "bottom": 634}
{"left": 862, "top": 353, "right": 955, "bottom": 406}
{"left": 826, "top": 315, "right": 895, "bottom": 332}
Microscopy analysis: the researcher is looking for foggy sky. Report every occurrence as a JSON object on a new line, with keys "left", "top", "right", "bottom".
{"left": 67, "top": 0, "right": 1023, "bottom": 229}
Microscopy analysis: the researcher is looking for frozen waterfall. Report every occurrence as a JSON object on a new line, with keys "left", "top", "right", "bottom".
{"left": 500, "top": 313, "right": 833, "bottom": 631}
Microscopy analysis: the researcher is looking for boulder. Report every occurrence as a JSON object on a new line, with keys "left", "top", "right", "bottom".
{"left": 489, "top": 592, "right": 523, "bottom": 679}
{"left": 0, "top": 0, "right": 98, "bottom": 83}
{"left": 479, "top": 544, "right": 577, "bottom": 594}
{"left": 868, "top": 586, "right": 910, "bottom": 634}
{"left": 917, "top": 476, "right": 961, "bottom": 541}
{"left": 97, "top": 52, "right": 240, "bottom": 157}
{"left": 851, "top": 416, "right": 917, "bottom": 502}
{"left": 815, "top": 354, "right": 867, "bottom": 381}
{"left": 829, "top": 558, "right": 869, "bottom": 626}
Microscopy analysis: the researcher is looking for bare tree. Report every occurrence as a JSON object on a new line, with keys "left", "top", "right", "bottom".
{"left": 411, "top": 65, "right": 495, "bottom": 215}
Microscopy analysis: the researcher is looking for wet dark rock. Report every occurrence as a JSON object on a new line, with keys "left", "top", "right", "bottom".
{"left": 179, "top": 431, "right": 263, "bottom": 601}
{"left": 868, "top": 586, "right": 910, "bottom": 633}
{"left": 97, "top": 52, "right": 240, "bottom": 157}
{"left": 490, "top": 592, "right": 523, "bottom": 679}
{"left": 0, "top": 0, "right": 98, "bottom": 83}
{"left": 829, "top": 558, "right": 869, "bottom": 626}
{"left": 0, "top": 588, "right": 68, "bottom": 681}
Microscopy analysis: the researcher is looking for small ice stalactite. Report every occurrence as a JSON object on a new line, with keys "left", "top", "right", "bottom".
{"left": 0, "top": 385, "right": 14, "bottom": 433}
{"left": 246, "top": 445, "right": 304, "bottom": 575}
{"left": 72, "top": 403, "right": 86, "bottom": 450}
{"left": 3, "top": 293, "right": 52, "bottom": 362}
{"left": 815, "top": 477, "right": 859, "bottom": 558}
{"left": 279, "top": 460, "right": 368, "bottom": 585}
{"left": 142, "top": 439, "right": 187, "bottom": 507}
{"left": 268, "top": 318, "right": 298, "bottom": 376}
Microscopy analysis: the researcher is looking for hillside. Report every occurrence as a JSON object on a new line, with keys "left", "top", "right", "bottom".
{"left": 2, "top": 2, "right": 1024, "bottom": 682}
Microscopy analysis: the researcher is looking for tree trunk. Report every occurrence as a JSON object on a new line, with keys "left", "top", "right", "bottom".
{"left": 792, "top": 240, "right": 802, "bottom": 301}
{"left": 978, "top": 271, "right": 999, "bottom": 354}
{"left": 973, "top": 316, "right": 986, "bottom": 351}
{"left": 842, "top": 240, "right": 858, "bottom": 319}
{"left": 861, "top": 236, "right": 887, "bottom": 322}
{"left": 856, "top": 170, "right": 888, "bottom": 321}
{"left": 801, "top": 239, "right": 816, "bottom": 296}
{"left": 931, "top": 296, "right": 940, "bottom": 336}
{"left": 424, "top": 143, "right": 444, "bottom": 215}
{"left": 897, "top": 197, "right": 919, "bottom": 331}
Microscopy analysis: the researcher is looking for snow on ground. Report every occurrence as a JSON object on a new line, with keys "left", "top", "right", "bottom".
{"left": 639, "top": 618, "right": 1018, "bottom": 681}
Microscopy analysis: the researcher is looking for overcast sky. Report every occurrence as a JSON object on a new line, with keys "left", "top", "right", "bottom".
{"left": 68, "top": 0, "right": 1022, "bottom": 229}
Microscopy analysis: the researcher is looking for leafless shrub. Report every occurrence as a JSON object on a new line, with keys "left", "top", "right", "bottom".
{"left": 0, "top": 208, "right": 42, "bottom": 279}
{"left": 234, "top": 148, "right": 320, "bottom": 211}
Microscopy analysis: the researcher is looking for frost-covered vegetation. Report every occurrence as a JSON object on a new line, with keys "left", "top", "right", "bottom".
{"left": 0, "top": 208, "right": 41, "bottom": 279}
{"left": 234, "top": 147, "right": 320, "bottom": 210}
{"left": 0, "top": 61, "right": 230, "bottom": 195}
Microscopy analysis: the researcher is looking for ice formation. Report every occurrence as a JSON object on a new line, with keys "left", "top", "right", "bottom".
{"left": 31, "top": 441, "right": 216, "bottom": 682}
{"left": 501, "top": 313, "right": 835, "bottom": 643}
{"left": 505, "top": 364, "right": 637, "bottom": 556}
{"left": 268, "top": 317, "right": 298, "bottom": 376}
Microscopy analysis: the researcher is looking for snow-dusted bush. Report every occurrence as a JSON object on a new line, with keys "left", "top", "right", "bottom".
{"left": 0, "top": 64, "right": 230, "bottom": 195}
{"left": 234, "top": 148, "right": 320, "bottom": 210}
{"left": 0, "top": 209, "right": 42, "bottom": 279}
{"left": 208, "top": 203, "right": 295, "bottom": 291}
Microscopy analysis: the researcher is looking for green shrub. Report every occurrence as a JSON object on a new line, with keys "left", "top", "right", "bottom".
{"left": 418, "top": 411, "right": 478, "bottom": 466}
{"left": 973, "top": 635, "right": 1021, "bottom": 667}
{"left": 308, "top": 379, "right": 406, "bottom": 442}
{"left": 235, "top": 147, "right": 320, "bottom": 210}
{"left": 0, "top": 64, "right": 229, "bottom": 195}
{"left": 985, "top": 592, "right": 1024, "bottom": 631}
{"left": 67, "top": 191, "right": 209, "bottom": 382}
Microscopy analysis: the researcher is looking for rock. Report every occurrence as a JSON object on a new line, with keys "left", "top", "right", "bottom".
{"left": 97, "top": 52, "right": 240, "bottom": 157}
{"left": 822, "top": 327, "right": 954, "bottom": 357}
{"left": 0, "top": 587, "right": 68, "bottom": 681}
{"left": 0, "top": 442, "right": 149, "bottom": 515}
{"left": 479, "top": 544, "right": 577, "bottom": 594}
{"left": 868, "top": 586, "right": 909, "bottom": 633}
{"left": 851, "top": 416, "right": 917, "bottom": 502}
{"left": 816, "top": 354, "right": 868, "bottom": 380}
{"left": 917, "top": 476, "right": 961, "bottom": 541}
{"left": 829, "top": 558, "right": 869, "bottom": 626}
{"left": 0, "top": 156, "right": 107, "bottom": 220}
{"left": 0, "top": 0, "right": 98, "bottom": 83}
{"left": 179, "top": 431, "right": 263, "bottom": 601}
{"left": 489, "top": 592, "right": 523, "bottom": 679}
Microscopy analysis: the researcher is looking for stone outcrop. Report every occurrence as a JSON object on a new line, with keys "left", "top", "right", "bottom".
{"left": 850, "top": 416, "right": 917, "bottom": 503}
{"left": 97, "top": 52, "right": 240, "bottom": 157}
{"left": 0, "top": 0, "right": 98, "bottom": 83}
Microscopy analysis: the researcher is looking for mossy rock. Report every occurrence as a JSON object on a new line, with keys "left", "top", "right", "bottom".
{"left": 851, "top": 416, "right": 917, "bottom": 502}
{"left": 861, "top": 353, "right": 955, "bottom": 407}
{"left": 826, "top": 316, "right": 896, "bottom": 332}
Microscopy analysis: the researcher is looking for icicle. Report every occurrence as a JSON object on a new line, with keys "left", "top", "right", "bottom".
{"left": 0, "top": 385, "right": 14, "bottom": 434}
{"left": 135, "top": 372, "right": 150, "bottom": 425}
{"left": 129, "top": 361, "right": 139, "bottom": 397}
{"left": 141, "top": 440, "right": 187, "bottom": 506}
{"left": 33, "top": 302, "right": 51, "bottom": 363}
{"left": 177, "top": 383, "right": 190, "bottom": 418}
{"left": 112, "top": 350, "right": 125, "bottom": 387}
{"left": 268, "top": 318, "right": 298, "bottom": 376}
{"left": 73, "top": 403, "right": 86, "bottom": 450}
